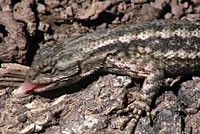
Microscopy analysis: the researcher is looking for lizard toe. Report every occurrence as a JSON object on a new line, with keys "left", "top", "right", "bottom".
{"left": 117, "top": 100, "right": 152, "bottom": 130}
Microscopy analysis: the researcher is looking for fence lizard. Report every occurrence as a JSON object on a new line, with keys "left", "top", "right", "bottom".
{"left": 17, "top": 19, "right": 200, "bottom": 132}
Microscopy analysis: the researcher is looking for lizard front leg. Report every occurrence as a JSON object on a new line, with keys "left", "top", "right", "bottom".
{"left": 118, "top": 69, "right": 164, "bottom": 131}
{"left": 105, "top": 55, "right": 164, "bottom": 132}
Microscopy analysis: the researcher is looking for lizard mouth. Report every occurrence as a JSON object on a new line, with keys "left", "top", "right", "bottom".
{"left": 16, "top": 81, "right": 57, "bottom": 94}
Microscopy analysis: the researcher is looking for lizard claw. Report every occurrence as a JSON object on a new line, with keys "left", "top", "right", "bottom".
{"left": 117, "top": 100, "right": 152, "bottom": 130}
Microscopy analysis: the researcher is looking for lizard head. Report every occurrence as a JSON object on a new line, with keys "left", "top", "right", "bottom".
{"left": 17, "top": 43, "right": 83, "bottom": 94}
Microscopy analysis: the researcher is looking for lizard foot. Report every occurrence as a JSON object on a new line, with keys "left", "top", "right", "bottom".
{"left": 117, "top": 100, "right": 151, "bottom": 131}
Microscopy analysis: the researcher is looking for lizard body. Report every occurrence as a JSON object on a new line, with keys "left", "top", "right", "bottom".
{"left": 18, "top": 19, "right": 200, "bottom": 132}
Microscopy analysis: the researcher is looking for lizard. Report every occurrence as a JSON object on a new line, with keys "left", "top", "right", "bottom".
{"left": 17, "top": 19, "right": 200, "bottom": 132}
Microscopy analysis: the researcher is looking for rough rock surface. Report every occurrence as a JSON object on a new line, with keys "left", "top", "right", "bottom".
{"left": 0, "top": 0, "right": 200, "bottom": 134}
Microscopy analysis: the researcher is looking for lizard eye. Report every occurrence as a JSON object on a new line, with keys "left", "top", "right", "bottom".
{"left": 42, "top": 67, "right": 54, "bottom": 74}
{"left": 43, "top": 68, "right": 52, "bottom": 73}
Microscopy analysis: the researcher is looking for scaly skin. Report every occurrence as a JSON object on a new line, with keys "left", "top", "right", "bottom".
{"left": 19, "top": 19, "right": 200, "bottom": 133}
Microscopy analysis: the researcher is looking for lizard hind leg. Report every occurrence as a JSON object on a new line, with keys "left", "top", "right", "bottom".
{"left": 117, "top": 68, "right": 164, "bottom": 132}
